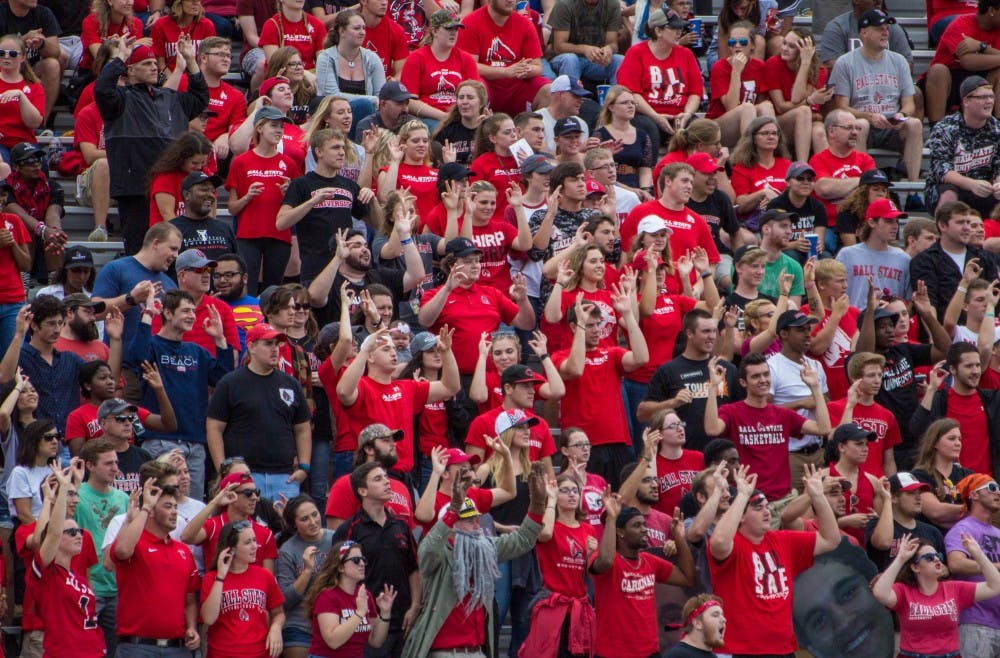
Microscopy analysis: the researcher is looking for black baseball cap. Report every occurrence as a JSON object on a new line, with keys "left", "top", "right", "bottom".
{"left": 438, "top": 162, "right": 472, "bottom": 182}
{"left": 858, "top": 9, "right": 897, "bottom": 28}
{"left": 10, "top": 142, "right": 42, "bottom": 165}
{"left": 379, "top": 81, "right": 417, "bottom": 102}
{"left": 445, "top": 237, "right": 481, "bottom": 258}
{"left": 832, "top": 423, "right": 876, "bottom": 444}
{"left": 181, "top": 171, "right": 223, "bottom": 192}
{"left": 776, "top": 310, "right": 819, "bottom": 331}
{"left": 859, "top": 169, "right": 890, "bottom": 186}
{"left": 64, "top": 245, "right": 94, "bottom": 269}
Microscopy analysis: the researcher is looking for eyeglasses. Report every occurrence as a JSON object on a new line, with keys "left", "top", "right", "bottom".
{"left": 663, "top": 421, "right": 687, "bottom": 431}
{"left": 558, "top": 487, "right": 580, "bottom": 495}
{"left": 345, "top": 556, "right": 367, "bottom": 565}
{"left": 967, "top": 94, "right": 995, "bottom": 101}
{"left": 42, "top": 432, "right": 62, "bottom": 442}
{"left": 113, "top": 415, "right": 135, "bottom": 423}
{"left": 0, "top": 49, "right": 21, "bottom": 58}
{"left": 833, "top": 124, "right": 861, "bottom": 132}
{"left": 587, "top": 164, "right": 615, "bottom": 173}
{"left": 727, "top": 38, "right": 749, "bottom": 46}
{"left": 286, "top": 61, "right": 304, "bottom": 68}
{"left": 205, "top": 51, "right": 232, "bottom": 59}
{"left": 793, "top": 176, "right": 816, "bottom": 183}
{"left": 62, "top": 528, "right": 84, "bottom": 537}
{"left": 916, "top": 552, "right": 944, "bottom": 564}
{"left": 237, "top": 488, "right": 261, "bottom": 498}
{"left": 214, "top": 271, "right": 242, "bottom": 280}
{"left": 567, "top": 441, "right": 591, "bottom": 449}
{"left": 975, "top": 481, "right": 1000, "bottom": 494}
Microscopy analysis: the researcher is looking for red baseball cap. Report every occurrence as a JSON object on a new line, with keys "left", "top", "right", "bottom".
{"left": 443, "top": 447, "right": 481, "bottom": 466}
{"left": 259, "top": 76, "right": 290, "bottom": 98}
{"left": 686, "top": 152, "right": 722, "bottom": 174}
{"left": 246, "top": 323, "right": 287, "bottom": 344}
{"left": 585, "top": 177, "right": 606, "bottom": 196}
{"left": 126, "top": 45, "right": 156, "bottom": 66}
{"left": 865, "top": 197, "right": 908, "bottom": 222}
{"left": 219, "top": 472, "right": 255, "bottom": 490}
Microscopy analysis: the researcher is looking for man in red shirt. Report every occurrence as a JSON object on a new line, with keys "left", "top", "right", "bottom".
{"left": 197, "top": 36, "right": 247, "bottom": 162}
{"left": 708, "top": 464, "right": 841, "bottom": 656}
{"left": 809, "top": 109, "right": 877, "bottom": 229}
{"left": 55, "top": 294, "right": 112, "bottom": 363}
{"left": 554, "top": 294, "right": 648, "bottom": 489}
{"left": 337, "top": 326, "right": 459, "bottom": 473}
{"left": 621, "top": 162, "right": 722, "bottom": 265}
{"left": 361, "top": 0, "right": 408, "bottom": 78}
{"left": 112, "top": 475, "right": 201, "bottom": 654}
{"left": 924, "top": 5, "right": 1000, "bottom": 124}
{"left": 456, "top": 0, "right": 552, "bottom": 116}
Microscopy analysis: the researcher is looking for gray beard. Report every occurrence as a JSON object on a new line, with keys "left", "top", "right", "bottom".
{"left": 451, "top": 529, "right": 500, "bottom": 614}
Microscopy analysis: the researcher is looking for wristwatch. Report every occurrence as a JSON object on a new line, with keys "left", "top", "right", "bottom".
{"left": 125, "top": 294, "right": 136, "bottom": 307}
{"left": 981, "top": 41, "right": 989, "bottom": 53}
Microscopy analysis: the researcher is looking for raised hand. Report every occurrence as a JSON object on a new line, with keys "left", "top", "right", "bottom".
{"left": 104, "top": 305, "right": 124, "bottom": 341}
{"left": 436, "top": 324, "right": 454, "bottom": 351}
{"left": 527, "top": 330, "right": 547, "bottom": 357}
{"left": 601, "top": 486, "right": 621, "bottom": 519}
{"left": 203, "top": 305, "right": 224, "bottom": 340}
{"left": 799, "top": 362, "right": 820, "bottom": 388}
{"left": 430, "top": 445, "right": 449, "bottom": 477}
{"left": 302, "top": 545, "right": 318, "bottom": 572}
{"left": 376, "top": 584, "right": 397, "bottom": 616}
{"left": 140, "top": 360, "right": 164, "bottom": 389}
{"left": 510, "top": 273, "right": 528, "bottom": 303}
{"left": 912, "top": 280, "right": 932, "bottom": 315}
{"left": 216, "top": 546, "right": 235, "bottom": 579}
{"left": 355, "top": 584, "right": 370, "bottom": 618}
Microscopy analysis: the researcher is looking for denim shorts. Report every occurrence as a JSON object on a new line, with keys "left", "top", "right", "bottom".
{"left": 0, "top": 488, "right": 13, "bottom": 529}
{"left": 283, "top": 625, "right": 312, "bottom": 648}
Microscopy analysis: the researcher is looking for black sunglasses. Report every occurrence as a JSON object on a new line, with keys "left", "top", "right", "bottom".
{"left": 345, "top": 556, "right": 367, "bottom": 565}
{"left": 237, "top": 488, "right": 261, "bottom": 498}
{"left": 62, "top": 528, "right": 84, "bottom": 537}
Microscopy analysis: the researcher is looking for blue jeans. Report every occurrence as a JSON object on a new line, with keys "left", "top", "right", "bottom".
{"left": 0, "top": 302, "right": 23, "bottom": 360}
{"left": 310, "top": 438, "right": 334, "bottom": 513}
{"left": 550, "top": 53, "right": 624, "bottom": 84}
{"left": 621, "top": 378, "right": 647, "bottom": 456}
{"left": 333, "top": 450, "right": 355, "bottom": 481}
{"left": 204, "top": 13, "right": 237, "bottom": 38}
{"left": 255, "top": 471, "right": 302, "bottom": 502}
{"left": 495, "top": 561, "right": 534, "bottom": 658}
{"left": 140, "top": 439, "right": 207, "bottom": 502}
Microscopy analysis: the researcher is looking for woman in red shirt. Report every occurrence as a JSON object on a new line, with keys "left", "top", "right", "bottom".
{"left": 624, "top": 217, "right": 696, "bottom": 296}
{"left": 0, "top": 36, "right": 44, "bottom": 160}
{"left": 874, "top": 533, "right": 1000, "bottom": 658}
{"left": 544, "top": 244, "right": 621, "bottom": 354}
{"left": 147, "top": 131, "right": 213, "bottom": 225}
{"left": 151, "top": 0, "right": 216, "bottom": 72}
{"left": 81, "top": 0, "right": 147, "bottom": 73}
{"left": 260, "top": 0, "right": 327, "bottom": 71}
{"left": 470, "top": 330, "right": 564, "bottom": 413}
{"left": 520, "top": 472, "right": 598, "bottom": 658}
{"left": 201, "top": 520, "right": 286, "bottom": 658}
{"left": 399, "top": 332, "right": 452, "bottom": 486}
{"left": 400, "top": 10, "right": 481, "bottom": 124}
{"left": 730, "top": 116, "right": 791, "bottom": 220}
{"left": 654, "top": 118, "right": 734, "bottom": 198}
{"left": 766, "top": 28, "right": 832, "bottom": 162}
{"left": 226, "top": 107, "right": 302, "bottom": 295}
{"left": 305, "top": 541, "right": 397, "bottom": 658}
{"left": 463, "top": 180, "right": 532, "bottom": 292}
{"left": 470, "top": 113, "right": 521, "bottom": 221}
{"left": 264, "top": 46, "right": 317, "bottom": 125}
{"left": 707, "top": 21, "right": 773, "bottom": 148}
{"left": 376, "top": 120, "right": 439, "bottom": 224}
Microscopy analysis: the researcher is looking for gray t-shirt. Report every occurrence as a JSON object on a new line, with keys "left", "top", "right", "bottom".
{"left": 276, "top": 531, "right": 337, "bottom": 632}
{"left": 818, "top": 12, "right": 913, "bottom": 66}
{"left": 836, "top": 242, "right": 911, "bottom": 309}
{"left": 829, "top": 47, "right": 914, "bottom": 115}
{"left": 549, "top": 0, "right": 623, "bottom": 47}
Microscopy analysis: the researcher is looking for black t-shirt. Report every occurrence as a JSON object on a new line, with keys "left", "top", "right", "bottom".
{"left": 114, "top": 445, "right": 153, "bottom": 495}
{"left": 725, "top": 291, "right": 776, "bottom": 333}
{"left": 688, "top": 191, "right": 740, "bottom": 257}
{"left": 663, "top": 642, "right": 719, "bottom": 658}
{"left": 864, "top": 517, "right": 944, "bottom": 572}
{"left": 433, "top": 122, "right": 476, "bottom": 165}
{"left": 282, "top": 172, "right": 369, "bottom": 285}
{"left": 206, "top": 367, "right": 312, "bottom": 473}
{"left": 39, "top": 0, "right": 88, "bottom": 35}
{"left": 768, "top": 189, "right": 829, "bottom": 265}
{"left": 835, "top": 209, "right": 862, "bottom": 239}
{"left": 873, "top": 343, "right": 933, "bottom": 445}
{"left": 0, "top": 5, "right": 61, "bottom": 63}
{"left": 316, "top": 268, "right": 406, "bottom": 326}
{"left": 644, "top": 355, "right": 743, "bottom": 452}
{"left": 169, "top": 215, "right": 238, "bottom": 264}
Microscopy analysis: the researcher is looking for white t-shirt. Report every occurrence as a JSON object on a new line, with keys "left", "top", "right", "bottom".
{"left": 767, "top": 351, "right": 829, "bottom": 451}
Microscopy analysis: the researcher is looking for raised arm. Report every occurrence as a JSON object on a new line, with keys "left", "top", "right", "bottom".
{"left": 709, "top": 465, "right": 756, "bottom": 561}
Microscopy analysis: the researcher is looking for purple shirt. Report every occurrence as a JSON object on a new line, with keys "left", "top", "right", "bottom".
{"left": 944, "top": 516, "right": 1000, "bottom": 627}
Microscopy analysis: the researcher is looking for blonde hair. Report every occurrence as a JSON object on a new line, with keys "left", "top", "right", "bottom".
{"left": 485, "top": 427, "right": 532, "bottom": 486}
{"left": 0, "top": 35, "right": 38, "bottom": 83}
{"left": 597, "top": 85, "right": 632, "bottom": 127}
{"left": 398, "top": 120, "right": 432, "bottom": 165}
{"left": 304, "top": 96, "right": 360, "bottom": 168}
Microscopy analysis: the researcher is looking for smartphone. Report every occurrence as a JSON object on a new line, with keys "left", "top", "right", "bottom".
{"left": 824, "top": 83, "right": 835, "bottom": 91}
{"left": 887, "top": 114, "right": 905, "bottom": 125}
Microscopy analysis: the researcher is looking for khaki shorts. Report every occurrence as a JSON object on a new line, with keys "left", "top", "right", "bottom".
{"left": 76, "top": 163, "right": 97, "bottom": 207}
{"left": 20, "top": 630, "right": 43, "bottom": 658}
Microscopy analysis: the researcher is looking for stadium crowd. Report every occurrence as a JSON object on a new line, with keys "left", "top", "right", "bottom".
{"left": 3, "top": 0, "right": 1000, "bottom": 655}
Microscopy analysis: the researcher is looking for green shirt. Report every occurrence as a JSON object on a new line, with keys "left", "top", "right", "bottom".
{"left": 760, "top": 253, "right": 805, "bottom": 299}
{"left": 75, "top": 483, "right": 129, "bottom": 597}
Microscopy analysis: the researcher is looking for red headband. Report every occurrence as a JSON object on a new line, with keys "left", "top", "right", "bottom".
{"left": 684, "top": 599, "right": 721, "bottom": 629}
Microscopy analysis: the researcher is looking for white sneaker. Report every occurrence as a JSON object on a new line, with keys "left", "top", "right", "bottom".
{"left": 87, "top": 226, "right": 108, "bottom": 242}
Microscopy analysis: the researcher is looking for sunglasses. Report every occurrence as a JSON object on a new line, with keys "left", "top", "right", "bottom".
{"left": 793, "top": 176, "right": 815, "bottom": 182}
{"left": 17, "top": 158, "right": 40, "bottom": 167}
{"left": 113, "top": 415, "right": 135, "bottom": 423}
{"left": 975, "top": 481, "right": 1000, "bottom": 494}
{"left": 290, "top": 302, "right": 309, "bottom": 311}
{"left": 727, "top": 38, "right": 749, "bottom": 46}
{"left": 220, "top": 456, "right": 246, "bottom": 468}
{"left": 0, "top": 49, "right": 21, "bottom": 58}
{"left": 231, "top": 520, "right": 252, "bottom": 532}
{"left": 345, "top": 556, "right": 367, "bottom": 565}
{"left": 916, "top": 552, "right": 944, "bottom": 564}
{"left": 236, "top": 488, "right": 261, "bottom": 498}
{"left": 42, "top": 432, "right": 62, "bottom": 441}
{"left": 62, "top": 528, "right": 84, "bottom": 537}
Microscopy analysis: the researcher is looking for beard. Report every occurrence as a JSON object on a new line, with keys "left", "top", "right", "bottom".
{"left": 70, "top": 317, "right": 99, "bottom": 342}
{"left": 217, "top": 286, "right": 244, "bottom": 303}
{"left": 452, "top": 529, "right": 500, "bottom": 614}
{"left": 375, "top": 447, "right": 399, "bottom": 470}
{"left": 705, "top": 624, "right": 725, "bottom": 649}
{"left": 636, "top": 489, "right": 659, "bottom": 505}
{"left": 345, "top": 254, "right": 371, "bottom": 272}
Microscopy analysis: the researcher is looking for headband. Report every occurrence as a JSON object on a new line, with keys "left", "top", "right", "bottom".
{"left": 684, "top": 599, "right": 721, "bottom": 629}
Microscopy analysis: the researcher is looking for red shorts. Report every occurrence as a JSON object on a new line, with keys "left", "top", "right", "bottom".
{"left": 486, "top": 76, "right": 550, "bottom": 115}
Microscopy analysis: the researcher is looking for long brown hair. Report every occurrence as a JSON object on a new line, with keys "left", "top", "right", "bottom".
{"left": 788, "top": 27, "right": 821, "bottom": 86}
{"left": 730, "top": 117, "right": 790, "bottom": 167}
{"left": 666, "top": 118, "right": 720, "bottom": 154}
{"left": 0, "top": 35, "right": 39, "bottom": 83}
{"left": 304, "top": 541, "right": 358, "bottom": 618}
{"left": 913, "top": 418, "right": 961, "bottom": 503}
{"left": 433, "top": 80, "right": 489, "bottom": 142}
{"left": 265, "top": 46, "right": 312, "bottom": 107}
{"left": 472, "top": 113, "right": 513, "bottom": 159}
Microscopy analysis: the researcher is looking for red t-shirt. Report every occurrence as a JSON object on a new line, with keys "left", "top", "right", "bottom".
{"left": 55, "top": 337, "right": 109, "bottom": 363}
{"left": 808, "top": 148, "right": 876, "bottom": 231}
{"left": 471, "top": 219, "right": 520, "bottom": 292}
{"left": 616, "top": 41, "right": 704, "bottom": 116}
{"left": 552, "top": 346, "right": 629, "bottom": 447}
{"left": 709, "top": 530, "right": 816, "bottom": 655}
{"left": 151, "top": 16, "right": 216, "bottom": 70}
{"left": 581, "top": 472, "right": 607, "bottom": 532}
{"left": 17, "top": 524, "right": 97, "bottom": 632}
{"left": 258, "top": 13, "right": 327, "bottom": 69}
{"left": 458, "top": 7, "right": 542, "bottom": 69}
{"left": 324, "top": 473, "right": 415, "bottom": 528}
{"left": 362, "top": 16, "right": 408, "bottom": 77}
{"left": 465, "top": 405, "right": 556, "bottom": 462}
{"left": 201, "top": 513, "right": 279, "bottom": 569}
{"left": 422, "top": 283, "right": 521, "bottom": 373}
{"left": 309, "top": 586, "right": 377, "bottom": 658}
{"left": 0, "top": 79, "right": 44, "bottom": 148}
{"left": 318, "top": 360, "right": 356, "bottom": 453}
{"left": 707, "top": 57, "right": 770, "bottom": 119}
{"left": 418, "top": 487, "right": 494, "bottom": 536}
{"left": 150, "top": 294, "right": 241, "bottom": 357}
{"left": 201, "top": 566, "right": 284, "bottom": 658}
{"left": 378, "top": 162, "right": 438, "bottom": 222}
{"left": 422, "top": 202, "right": 466, "bottom": 237}
{"left": 717, "top": 401, "right": 806, "bottom": 499}
{"left": 432, "top": 593, "right": 486, "bottom": 650}
{"left": 621, "top": 200, "right": 721, "bottom": 262}
{"left": 536, "top": 520, "right": 597, "bottom": 598}
{"left": 74, "top": 82, "right": 96, "bottom": 118}
{"left": 469, "top": 152, "right": 520, "bottom": 222}
{"left": 343, "top": 377, "right": 431, "bottom": 472}
{"left": 763, "top": 55, "right": 828, "bottom": 114}
{"left": 112, "top": 529, "right": 201, "bottom": 638}
{"left": 543, "top": 288, "right": 620, "bottom": 355}
{"left": 892, "top": 580, "right": 978, "bottom": 655}
{"left": 930, "top": 13, "right": 993, "bottom": 68}
{"left": 801, "top": 305, "right": 859, "bottom": 400}
{"left": 279, "top": 122, "right": 307, "bottom": 169}
{"left": 981, "top": 366, "right": 1000, "bottom": 390}
{"left": 947, "top": 388, "right": 992, "bottom": 474}
{"left": 74, "top": 102, "right": 105, "bottom": 152}
{"left": 731, "top": 159, "right": 791, "bottom": 200}
{"left": 66, "top": 402, "right": 153, "bottom": 444}
{"left": 206, "top": 82, "right": 248, "bottom": 143}
{"left": 399, "top": 45, "right": 481, "bottom": 112}
{"left": 653, "top": 450, "right": 705, "bottom": 515}
{"left": 31, "top": 557, "right": 105, "bottom": 657}
{"left": 0, "top": 212, "right": 29, "bottom": 303}
{"left": 633, "top": 293, "right": 697, "bottom": 383}
{"left": 826, "top": 398, "right": 901, "bottom": 478}
{"left": 149, "top": 171, "right": 188, "bottom": 225}
{"left": 226, "top": 149, "right": 301, "bottom": 242}
{"left": 81, "top": 14, "right": 144, "bottom": 71}
{"left": 591, "top": 551, "right": 674, "bottom": 656}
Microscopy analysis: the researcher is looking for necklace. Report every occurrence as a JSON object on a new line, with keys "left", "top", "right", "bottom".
{"left": 340, "top": 49, "right": 360, "bottom": 68}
